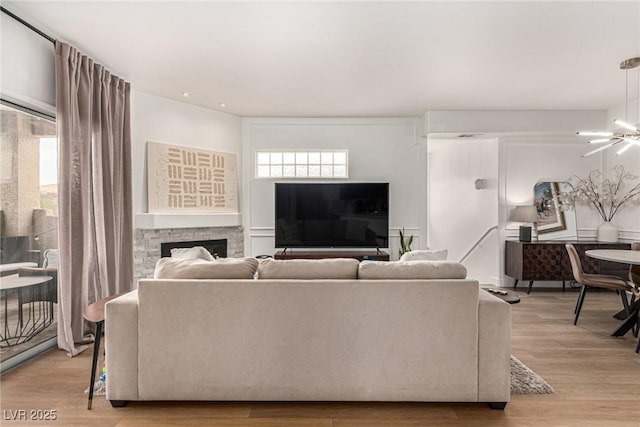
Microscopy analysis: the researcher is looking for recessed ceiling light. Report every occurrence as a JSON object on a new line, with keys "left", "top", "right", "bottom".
{"left": 219, "top": 103, "right": 226, "bottom": 108}
{"left": 181, "top": 92, "right": 189, "bottom": 97}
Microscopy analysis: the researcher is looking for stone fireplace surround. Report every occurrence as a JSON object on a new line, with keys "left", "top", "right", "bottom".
{"left": 134, "top": 226, "right": 244, "bottom": 284}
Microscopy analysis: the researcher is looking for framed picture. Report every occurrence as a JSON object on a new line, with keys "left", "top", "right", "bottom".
{"left": 534, "top": 181, "right": 566, "bottom": 234}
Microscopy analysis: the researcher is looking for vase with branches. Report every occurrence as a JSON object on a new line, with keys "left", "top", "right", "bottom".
{"left": 559, "top": 165, "right": 640, "bottom": 242}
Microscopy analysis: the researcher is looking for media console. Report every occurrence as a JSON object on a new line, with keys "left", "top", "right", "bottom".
{"left": 274, "top": 250, "right": 390, "bottom": 261}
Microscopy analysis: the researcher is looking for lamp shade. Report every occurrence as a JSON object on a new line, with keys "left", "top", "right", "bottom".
{"left": 511, "top": 206, "right": 538, "bottom": 223}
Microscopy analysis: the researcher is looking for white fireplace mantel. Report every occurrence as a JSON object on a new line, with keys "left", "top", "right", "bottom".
{"left": 135, "top": 213, "right": 242, "bottom": 229}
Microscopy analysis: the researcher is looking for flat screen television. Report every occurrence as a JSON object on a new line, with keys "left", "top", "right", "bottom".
{"left": 275, "top": 183, "right": 389, "bottom": 248}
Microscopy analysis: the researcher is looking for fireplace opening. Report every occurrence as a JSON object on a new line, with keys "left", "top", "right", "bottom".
{"left": 160, "top": 239, "right": 228, "bottom": 259}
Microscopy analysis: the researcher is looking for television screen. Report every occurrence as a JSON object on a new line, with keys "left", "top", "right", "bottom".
{"left": 275, "top": 183, "right": 389, "bottom": 248}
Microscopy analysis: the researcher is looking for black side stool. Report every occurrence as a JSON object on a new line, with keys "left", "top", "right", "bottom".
{"left": 83, "top": 293, "right": 123, "bottom": 410}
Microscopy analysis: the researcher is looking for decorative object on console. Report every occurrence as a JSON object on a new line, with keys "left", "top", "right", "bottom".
{"left": 399, "top": 249, "right": 447, "bottom": 261}
{"left": 147, "top": 141, "right": 238, "bottom": 214}
{"left": 398, "top": 227, "right": 414, "bottom": 258}
{"left": 577, "top": 57, "right": 640, "bottom": 156}
{"left": 510, "top": 206, "right": 538, "bottom": 242}
{"left": 534, "top": 182, "right": 566, "bottom": 234}
{"left": 560, "top": 165, "right": 640, "bottom": 242}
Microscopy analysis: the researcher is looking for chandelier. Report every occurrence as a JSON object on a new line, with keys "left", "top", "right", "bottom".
{"left": 578, "top": 57, "right": 640, "bottom": 157}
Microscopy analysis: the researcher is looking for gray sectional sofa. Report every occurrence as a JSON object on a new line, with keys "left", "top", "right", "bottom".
{"left": 105, "top": 258, "right": 511, "bottom": 409}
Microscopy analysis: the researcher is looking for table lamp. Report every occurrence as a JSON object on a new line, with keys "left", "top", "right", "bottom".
{"left": 511, "top": 206, "right": 538, "bottom": 242}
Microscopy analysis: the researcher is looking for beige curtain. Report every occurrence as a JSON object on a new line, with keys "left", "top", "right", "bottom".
{"left": 55, "top": 42, "right": 134, "bottom": 356}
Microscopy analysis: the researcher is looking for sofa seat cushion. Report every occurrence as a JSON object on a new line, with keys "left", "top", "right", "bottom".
{"left": 257, "top": 258, "right": 359, "bottom": 279}
{"left": 358, "top": 260, "right": 467, "bottom": 280}
{"left": 154, "top": 257, "right": 259, "bottom": 279}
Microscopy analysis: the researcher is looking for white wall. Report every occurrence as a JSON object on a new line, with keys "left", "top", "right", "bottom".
{"left": 131, "top": 91, "right": 243, "bottom": 215}
{"left": 427, "top": 138, "right": 499, "bottom": 285}
{"left": 242, "top": 118, "right": 424, "bottom": 258}
{"left": 427, "top": 130, "right": 640, "bottom": 287}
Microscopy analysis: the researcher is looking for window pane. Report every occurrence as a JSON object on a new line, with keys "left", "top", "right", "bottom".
{"left": 257, "top": 152, "right": 270, "bottom": 164}
{"left": 0, "top": 104, "right": 58, "bottom": 364}
{"left": 308, "top": 152, "right": 320, "bottom": 164}
{"left": 257, "top": 165, "right": 270, "bottom": 177}
{"left": 283, "top": 165, "right": 295, "bottom": 177}
{"left": 296, "top": 152, "right": 307, "bottom": 164}
{"left": 333, "top": 165, "right": 347, "bottom": 177}
{"left": 283, "top": 152, "right": 295, "bottom": 164}
{"left": 270, "top": 152, "right": 282, "bottom": 164}
{"left": 296, "top": 165, "right": 308, "bottom": 177}
{"left": 39, "top": 138, "right": 58, "bottom": 216}
{"left": 270, "top": 165, "right": 282, "bottom": 177}
{"left": 321, "top": 152, "right": 333, "bottom": 164}
{"left": 334, "top": 151, "right": 346, "bottom": 164}
{"left": 308, "top": 165, "right": 321, "bottom": 177}
{"left": 321, "top": 165, "right": 333, "bottom": 177}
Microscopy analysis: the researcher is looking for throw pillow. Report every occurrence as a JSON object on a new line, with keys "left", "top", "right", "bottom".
{"left": 154, "top": 257, "right": 258, "bottom": 279}
{"left": 257, "top": 258, "right": 360, "bottom": 279}
{"left": 170, "top": 246, "right": 215, "bottom": 261}
{"left": 358, "top": 260, "right": 467, "bottom": 280}
{"left": 399, "top": 249, "right": 448, "bottom": 262}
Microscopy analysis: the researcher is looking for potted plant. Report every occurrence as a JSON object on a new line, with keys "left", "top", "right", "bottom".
{"left": 398, "top": 227, "right": 414, "bottom": 258}
{"left": 559, "top": 165, "right": 640, "bottom": 242}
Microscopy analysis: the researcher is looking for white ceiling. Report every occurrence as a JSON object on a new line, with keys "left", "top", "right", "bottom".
{"left": 7, "top": 1, "right": 640, "bottom": 117}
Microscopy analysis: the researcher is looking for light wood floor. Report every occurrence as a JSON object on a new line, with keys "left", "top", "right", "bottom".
{"left": 1, "top": 289, "right": 639, "bottom": 426}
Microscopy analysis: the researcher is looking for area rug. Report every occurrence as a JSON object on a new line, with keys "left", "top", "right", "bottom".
{"left": 511, "top": 355, "right": 554, "bottom": 394}
{"left": 87, "top": 356, "right": 554, "bottom": 397}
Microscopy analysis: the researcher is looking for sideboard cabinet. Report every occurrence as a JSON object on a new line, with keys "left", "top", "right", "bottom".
{"left": 505, "top": 240, "right": 630, "bottom": 293}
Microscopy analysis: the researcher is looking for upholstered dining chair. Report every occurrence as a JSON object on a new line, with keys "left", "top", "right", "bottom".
{"left": 630, "top": 242, "right": 640, "bottom": 352}
{"left": 565, "top": 243, "right": 636, "bottom": 325}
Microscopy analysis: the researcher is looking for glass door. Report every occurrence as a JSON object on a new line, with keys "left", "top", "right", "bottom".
{"left": 0, "top": 104, "right": 58, "bottom": 367}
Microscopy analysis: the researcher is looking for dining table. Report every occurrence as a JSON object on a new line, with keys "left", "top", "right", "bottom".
{"left": 585, "top": 249, "right": 640, "bottom": 342}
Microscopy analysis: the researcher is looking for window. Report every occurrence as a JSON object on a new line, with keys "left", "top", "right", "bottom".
{"left": 256, "top": 150, "right": 348, "bottom": 178}
{"left": 0, "top": 104, "right": 57, "bottom": 364}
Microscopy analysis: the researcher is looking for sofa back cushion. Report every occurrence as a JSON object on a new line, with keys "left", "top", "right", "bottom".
{"left": 170, "top": 246, "right": 215, "bottom": 261}
{"left": 358, "top": 260, "right": 467, "bottom": 280}
{"left": 257, "top": 258, "right": 359, "bottom": 279}
{"left": 399, "top": 249, "right": 448, "bottom": 262}
{"left": 154, "top": 257, "right": 258, "bottom": 279}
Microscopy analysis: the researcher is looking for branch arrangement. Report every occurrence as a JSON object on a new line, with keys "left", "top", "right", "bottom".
{"left": 559, "top": 165, "right": 640, "bottom": 222}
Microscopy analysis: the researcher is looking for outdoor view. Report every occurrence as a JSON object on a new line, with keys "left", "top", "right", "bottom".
{"left": 0, "top": 104, "right": 58, "bottom": 363}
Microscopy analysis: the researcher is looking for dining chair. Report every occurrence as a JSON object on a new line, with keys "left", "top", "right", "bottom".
{"left": 565, "top": 243, "right": 636, "bottom": 325}
{"left": 630, "top": 242, "right": 640, "bottom": 352}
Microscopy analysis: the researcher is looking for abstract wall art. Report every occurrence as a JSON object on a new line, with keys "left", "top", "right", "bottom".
{"left": 147, "top": 141, "right": 238, "bottom": 213}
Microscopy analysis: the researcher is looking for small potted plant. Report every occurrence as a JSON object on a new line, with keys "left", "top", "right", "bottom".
{"left": 398, "top": 227, "right": 414, "bottom": 258}
{"left": 559, "top": 165, "right": 640, "bottom": 242}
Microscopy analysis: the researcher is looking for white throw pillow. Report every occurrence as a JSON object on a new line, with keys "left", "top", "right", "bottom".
{"left": 399, "top": 249, "right": 448, "bottom": 262}
{"left": 258, "top": 258, "right": 360, "bottom": 279}
{"left": 358, "top": 260, "right": 467, "bottom": 280}
{"left": 170, "top": 246, "right": 215, "bottom": 261}
{"left": 154, "top": 257, "right": 258, "bottom": 279}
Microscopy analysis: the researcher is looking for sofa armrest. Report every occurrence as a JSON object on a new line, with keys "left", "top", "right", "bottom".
{"left": 105, "top": 290, "right": 139, "bottom": 401}
{"left": 477, "top": 289, "right": 511, "bottom": 403}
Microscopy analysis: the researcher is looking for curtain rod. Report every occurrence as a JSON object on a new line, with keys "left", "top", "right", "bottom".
{"left": 1, "top": 6, "right": 56, "bottom": 44}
